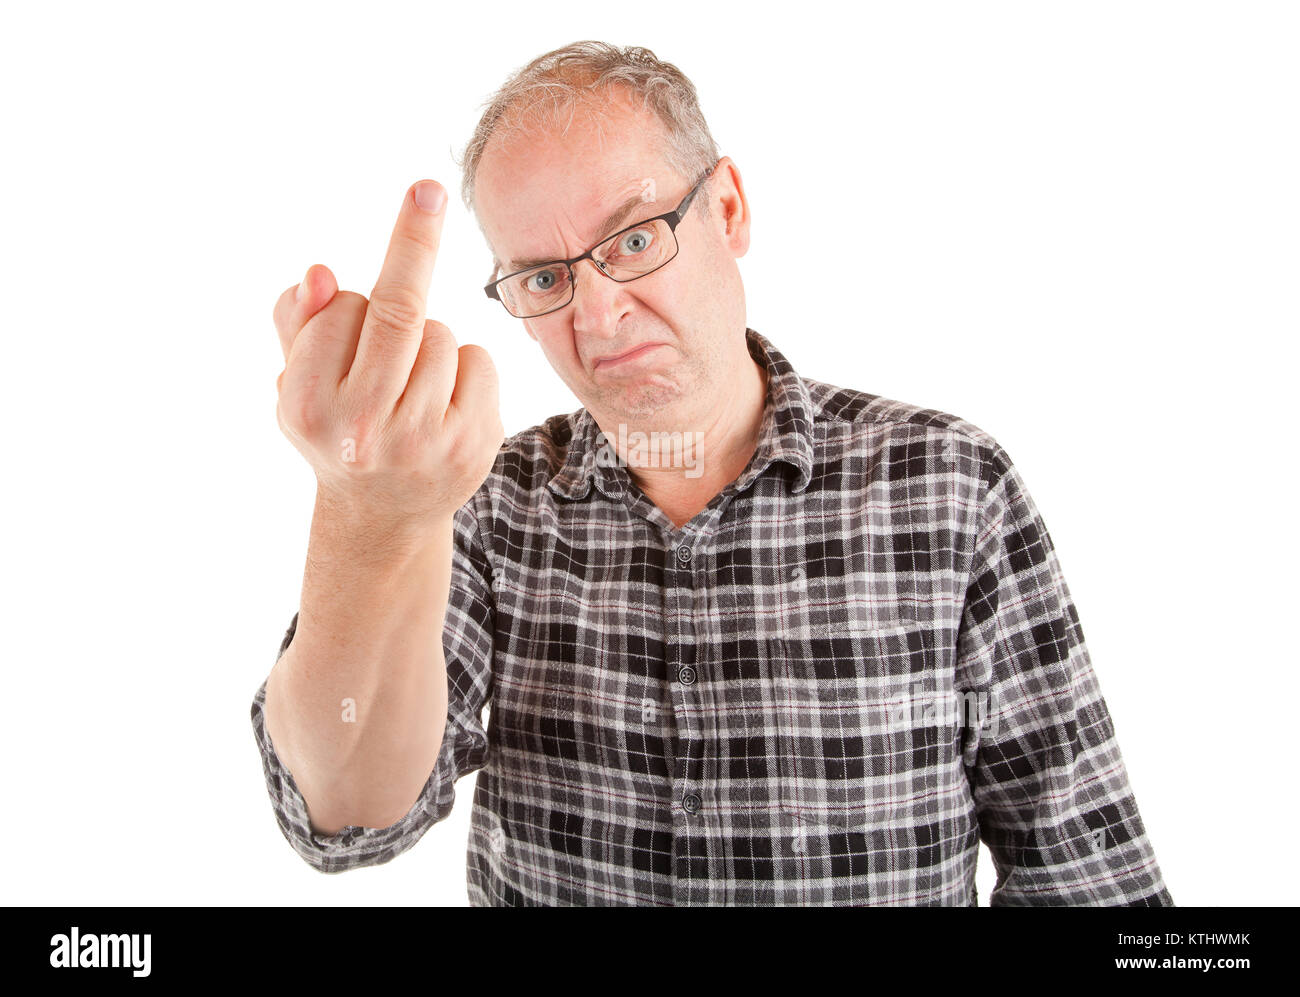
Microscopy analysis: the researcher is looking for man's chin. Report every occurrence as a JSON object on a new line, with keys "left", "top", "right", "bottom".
{"left": 602, "top": 377, "right": 690, "bottom": 420}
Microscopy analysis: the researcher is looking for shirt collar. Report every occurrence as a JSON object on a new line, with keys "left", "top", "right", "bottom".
{"left": 547, "top": 328, "right": 815, "bottom": 500}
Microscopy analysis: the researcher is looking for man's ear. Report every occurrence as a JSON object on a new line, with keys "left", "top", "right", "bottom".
{"left": 712, "top": 156, "right": 751, "bottom": 258}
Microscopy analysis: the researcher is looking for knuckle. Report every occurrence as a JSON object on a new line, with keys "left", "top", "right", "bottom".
{"left": 389, "top": 420, "right": 428, "bottom": 466}
{"left": 423, "top": 338, "right": 459, "bottom": 372}
{"left": 444, "top": 447, "right": 478, "bottom": 481}
{"left": 278, "top": 392, "right": 319, "bottom": 439}
{"left": 338, "top": 406, "right": 380, "bottom": 446}
{"left": 278, "top": 374, "right": 334, "bottom": 440}
{"left": 423, "top": 319, "right": 458, "bottom": 355}
{"left": 366, "top": 291, "right": 426, "bottom": 334}
{"left": 400, "top": 221, "right": 439, "bottom": 254}
{"left": 335, "top": 411, "right": 383, "bottom": 469}
{"left": 340, "top": 375, "right": 393, "bottom": 421}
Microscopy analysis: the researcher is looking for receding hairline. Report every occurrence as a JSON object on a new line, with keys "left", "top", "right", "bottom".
{"left": 457, "top": 41, "right": 720, "bottom": 216}
{"left": 478, "top": 97, "right": 699, "bottom": 278}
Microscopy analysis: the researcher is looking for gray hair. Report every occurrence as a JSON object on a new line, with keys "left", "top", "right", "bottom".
{"left": 455, "top": 40, "right": 720, "bottom": 225}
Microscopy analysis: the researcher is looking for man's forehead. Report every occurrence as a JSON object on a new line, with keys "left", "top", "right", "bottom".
{"left": 490, "top": 171, "right": 667, "bottom": 275}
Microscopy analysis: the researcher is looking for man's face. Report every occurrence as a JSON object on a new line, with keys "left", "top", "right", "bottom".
{"left": 474, "top": 94, "right": 749, "bottom": 428}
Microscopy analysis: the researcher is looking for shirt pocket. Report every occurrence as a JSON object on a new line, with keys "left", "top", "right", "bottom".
{"left": 764, "top": 621, "right": 940, "bottom": 833}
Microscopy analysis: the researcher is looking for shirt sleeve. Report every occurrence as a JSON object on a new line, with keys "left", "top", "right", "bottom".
{"left": 955, "top": 441, "right": 1173, "bottom": 906}
{"left": 249, "top": 498, "right": 495, "bottom": 874}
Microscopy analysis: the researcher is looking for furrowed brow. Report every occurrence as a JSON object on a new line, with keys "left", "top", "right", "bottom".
{"left": 503, "top": 194, "right": 650, "bottom": 273}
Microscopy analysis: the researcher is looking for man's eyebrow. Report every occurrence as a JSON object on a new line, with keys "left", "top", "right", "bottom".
{"left": 502, "top": 193, "right": 651, "bottom": 274}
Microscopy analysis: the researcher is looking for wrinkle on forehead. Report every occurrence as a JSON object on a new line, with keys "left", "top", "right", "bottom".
{"left": 479, "top": 95, "right": 674, "bottom": 274}
{"left": 491, "top": 167, "right": 667, "bottom": 275}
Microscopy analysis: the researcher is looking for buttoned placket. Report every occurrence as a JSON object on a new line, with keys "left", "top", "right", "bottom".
{"left": 595, "top": 444, "right": 783, "bottom": 906}
{"left": 542, "top": 331, "right": 814, "bottom": 904}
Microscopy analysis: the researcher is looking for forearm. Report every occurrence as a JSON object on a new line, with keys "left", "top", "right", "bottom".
{"left": 263, "top": 489, "right": 454, "bottom": 835}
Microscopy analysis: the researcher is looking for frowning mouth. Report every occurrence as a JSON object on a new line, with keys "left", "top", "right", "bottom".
{"left": 593, "top": 342, "right": 667, "bottom": 370}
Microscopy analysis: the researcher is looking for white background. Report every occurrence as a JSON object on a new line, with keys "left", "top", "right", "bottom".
{"left": 2, "top": 0, "right": 1294, "bottom": 906}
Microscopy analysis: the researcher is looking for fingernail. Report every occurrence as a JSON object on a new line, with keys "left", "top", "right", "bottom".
{"left": 296, "top": 269, "right": 311, "bottom": 303}
{"left": 414, "top": 181, "right": 446, "bottom": 214}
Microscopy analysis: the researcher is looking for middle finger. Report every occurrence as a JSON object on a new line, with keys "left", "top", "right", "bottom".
{"left": 349, "top": 180, "right": 449, "bottom": 403}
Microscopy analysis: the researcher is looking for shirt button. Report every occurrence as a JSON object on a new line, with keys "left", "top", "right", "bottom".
{"left": 678, "top": 666, "right": 697, "bottom": 685}
{"left": 675, "top": 544, "right": 693, "bottom": 564}
{"left": 682, "top": 793, "right": 701, "bottom": 814}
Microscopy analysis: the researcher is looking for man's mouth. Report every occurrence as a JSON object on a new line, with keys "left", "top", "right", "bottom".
{"left": 594, "top": 342, "right": 666, "bottom": 370}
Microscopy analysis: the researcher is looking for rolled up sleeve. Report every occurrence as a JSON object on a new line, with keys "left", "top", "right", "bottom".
{"left": 956, "top": 442, "right": 1173, "bottom": 906}
{"left": 249, "top": 499, "right": 496, "bottom": 874}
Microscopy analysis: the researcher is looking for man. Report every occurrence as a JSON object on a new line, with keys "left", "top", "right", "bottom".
{"left": 252, "top": 40, "right": 1173, "bottom": 906}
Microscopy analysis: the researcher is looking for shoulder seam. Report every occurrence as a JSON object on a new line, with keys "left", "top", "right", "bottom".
{"left": 803, "top": 376, "right": 1002, "bottom": 453}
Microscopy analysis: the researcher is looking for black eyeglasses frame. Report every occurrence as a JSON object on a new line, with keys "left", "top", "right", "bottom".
{"left": 483, "top": 167, "right": 715, "bottom": 319}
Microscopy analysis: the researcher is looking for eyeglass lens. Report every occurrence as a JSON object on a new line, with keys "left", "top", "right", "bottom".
{"left": 497, "top": 218, "right": 677, "bottom": 318}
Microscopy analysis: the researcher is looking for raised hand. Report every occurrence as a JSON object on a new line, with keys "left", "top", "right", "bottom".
{"left": 272, "top": 180, "right": 503, "bottom": 536}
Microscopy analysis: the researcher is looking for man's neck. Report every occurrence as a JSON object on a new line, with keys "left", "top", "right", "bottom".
{"left": 592, "top": 349, "right": 770, "bottom": 530}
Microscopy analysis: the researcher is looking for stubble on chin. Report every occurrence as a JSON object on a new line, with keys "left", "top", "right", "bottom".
{"left": 596, "top": 356, "right": 707, "bottom": 422}
{"left": 610, "top": 385, "right": 680, "bottom": 420}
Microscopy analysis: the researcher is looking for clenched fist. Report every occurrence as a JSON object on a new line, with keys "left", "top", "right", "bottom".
{"left": 272, "top": 180, "right": 503, "bottom": 536}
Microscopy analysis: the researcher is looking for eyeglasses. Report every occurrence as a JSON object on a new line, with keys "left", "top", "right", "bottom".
{"left": 483, "top": 168, "right": 714, "bottom": 319}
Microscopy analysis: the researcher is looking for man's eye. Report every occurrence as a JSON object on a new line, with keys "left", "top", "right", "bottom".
{"left": 614, "top": 227, "right": 654, "bottom": 257}
{"left": 523, "top": 268, "right": 566, "bottom": 294}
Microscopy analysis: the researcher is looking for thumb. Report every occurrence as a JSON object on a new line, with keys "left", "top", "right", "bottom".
{"left": 274, "top": 264, "right": 339, "bottom": 363}
{"left": 295, "top": 263, "right": 338, "bottom": 315}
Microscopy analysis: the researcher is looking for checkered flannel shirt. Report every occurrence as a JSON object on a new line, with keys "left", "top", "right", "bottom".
{"left": 250, "top": 327, "right": 1173, "bottom": 906}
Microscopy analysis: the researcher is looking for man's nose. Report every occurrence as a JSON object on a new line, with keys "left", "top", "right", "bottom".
{"left": 570, "top": 258, "right": 624, "bottom": 334}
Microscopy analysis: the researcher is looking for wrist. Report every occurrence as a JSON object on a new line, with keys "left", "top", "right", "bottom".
{"left": 311, "top": 484, "right": 456, "bottom": 562}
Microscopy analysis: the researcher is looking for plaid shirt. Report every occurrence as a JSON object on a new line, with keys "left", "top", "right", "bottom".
{"left": 250, "top": 328, "right": 1173, "bottom": 906}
